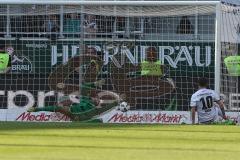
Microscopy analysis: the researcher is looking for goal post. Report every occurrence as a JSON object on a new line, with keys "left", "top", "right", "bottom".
{"left": 215, "top": 2, "right": 222, "bottom": 94}
{"left": 0, "top": 0, "right": 231, "bottom": 123}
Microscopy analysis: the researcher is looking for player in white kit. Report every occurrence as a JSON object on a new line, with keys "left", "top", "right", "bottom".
{"left": 190, "top": 77, "right": 227, "bottom": 124}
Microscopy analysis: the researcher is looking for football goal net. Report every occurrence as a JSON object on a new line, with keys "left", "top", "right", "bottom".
{"left": 0, "top": 0, "right": 233, "bottom": 116}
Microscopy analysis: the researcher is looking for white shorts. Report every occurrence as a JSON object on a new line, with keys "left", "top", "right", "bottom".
{"left": 199, "top": 107, "right": 223, "bottom": 124}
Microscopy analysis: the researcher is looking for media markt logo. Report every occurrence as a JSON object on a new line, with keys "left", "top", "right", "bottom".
{"left": 11, "top": 55, "right": 32, "bottom": 73}
{"left": 15, "top": 112, "right": 70, "bottom": 122}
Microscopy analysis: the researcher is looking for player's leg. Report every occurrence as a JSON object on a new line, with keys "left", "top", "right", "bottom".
{"left": 210, "top": 107, "right": 235, "bottom": 125}
{"left": 199, "top": 119, "right": 215, "bottom": 125}
{"left": 28, "top": 105, "right": 73, "bottom": 118}
{"left": 28, "top": 106, "right": 62, "bottom": 112}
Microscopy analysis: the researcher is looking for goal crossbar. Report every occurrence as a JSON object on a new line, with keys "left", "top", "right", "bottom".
{"left": 0, "top": 0, "right": 220, "bottom": 6}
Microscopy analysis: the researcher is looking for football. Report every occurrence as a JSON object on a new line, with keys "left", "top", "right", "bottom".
{"left": 118, "top": 102, "right": 130, "bottom": 112}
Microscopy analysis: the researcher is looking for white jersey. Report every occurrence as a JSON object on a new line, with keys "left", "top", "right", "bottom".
{"left": 190, "top": 88, "right": 220, "bottom": 123}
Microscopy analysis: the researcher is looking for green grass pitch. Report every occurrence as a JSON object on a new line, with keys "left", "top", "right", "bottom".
{"left": 0, "top": 122, "right": 240, "bottom": 160}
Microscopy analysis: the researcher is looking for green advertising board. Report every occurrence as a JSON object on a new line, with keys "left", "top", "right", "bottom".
{"left": 3, "top": 40, "right": 214, "bottom": 75}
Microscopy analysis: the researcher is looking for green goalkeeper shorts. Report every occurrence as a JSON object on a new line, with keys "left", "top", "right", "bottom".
{"left": 70, "top": 99, "right": 117, "bottom": 121}
{"left": 70, "top": 96, "right": 95, "bottom": 113}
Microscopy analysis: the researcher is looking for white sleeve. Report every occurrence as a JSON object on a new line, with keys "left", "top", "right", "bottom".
{"left": 212, "top": 91, "right": 220, "bottom": 102}
{"left": 190, "top": 94, "right": 197, "bottom": 107}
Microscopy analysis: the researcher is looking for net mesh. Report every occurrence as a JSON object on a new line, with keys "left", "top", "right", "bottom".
{"left": 0, "top": 3, "right": 218, "bottom": 118}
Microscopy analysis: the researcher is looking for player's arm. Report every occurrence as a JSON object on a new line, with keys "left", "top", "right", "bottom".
{"left": 216, "top": 100, "right": 227, "bottom": 120}
{"left": 213, "top": 92, "right": 227, "bottom": 120}
{"left": 191, "top": 106, "right": 196, "bottom": 124}
{"left": 190, "top": 94, "right": 197, "bottom": 124}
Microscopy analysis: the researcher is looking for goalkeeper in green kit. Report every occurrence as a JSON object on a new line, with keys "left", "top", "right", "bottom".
{"left": 28, "top": 48, "right": 121, "bottom": 121}
{"left": 28, "top": 79, "right": 120, "bottom": 121}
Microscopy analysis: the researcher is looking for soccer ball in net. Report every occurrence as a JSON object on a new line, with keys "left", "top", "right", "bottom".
{"left": 117, "top": 102, "right": 130, "bottom": 112}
